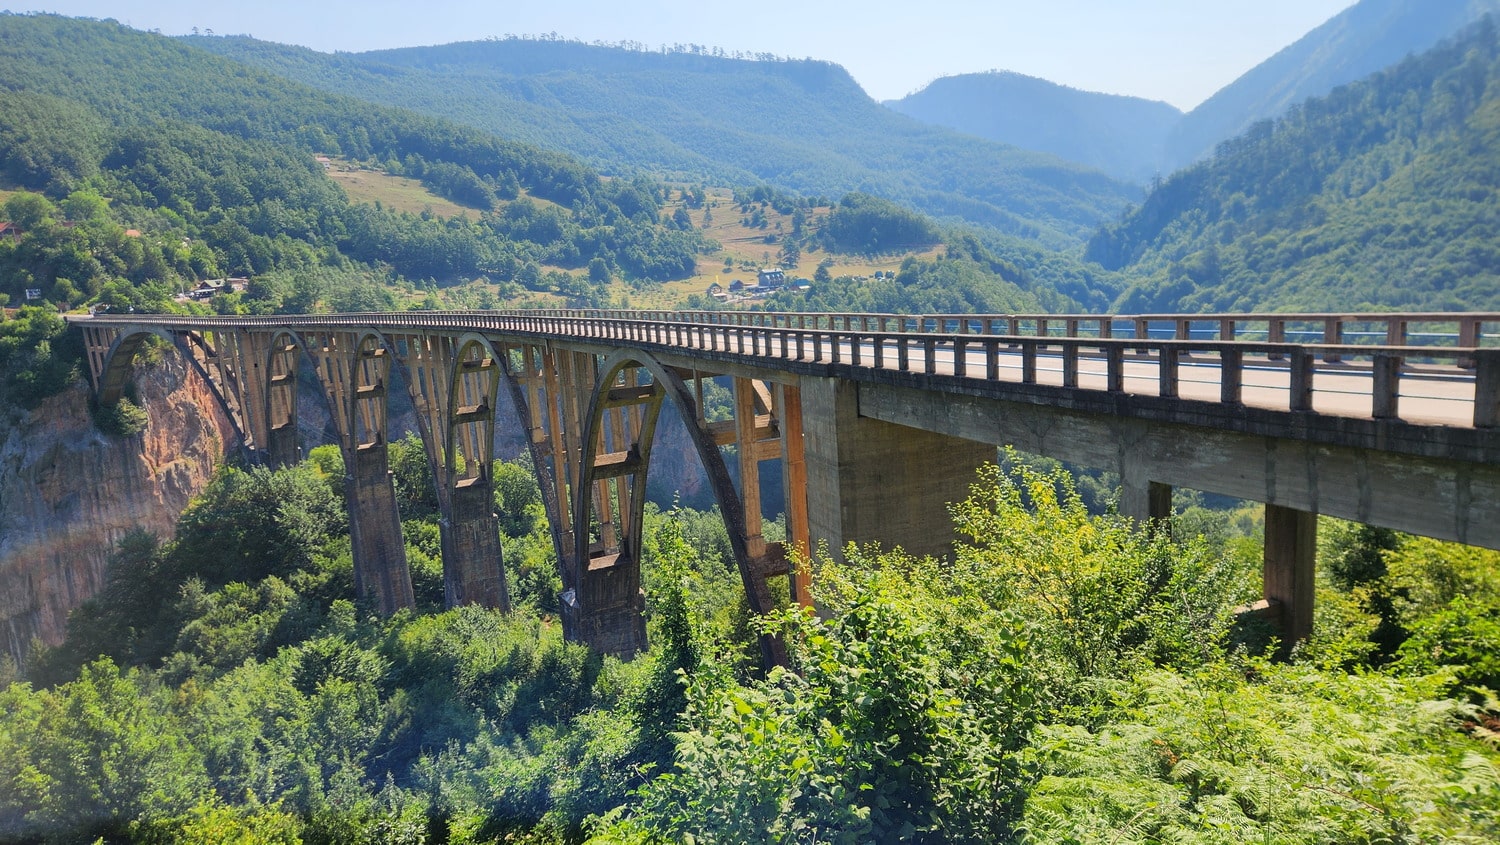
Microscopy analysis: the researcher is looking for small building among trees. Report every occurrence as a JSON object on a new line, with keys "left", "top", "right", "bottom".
{"left": 757, "top": 267, "right": 786, "bottom": 288}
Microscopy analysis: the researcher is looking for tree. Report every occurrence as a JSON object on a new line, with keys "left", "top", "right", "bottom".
{"left": 587, "top": 257, "right": 611, "bottom": 285}
{"left": 3, "top": 191, "right": 54, "bottom": 230}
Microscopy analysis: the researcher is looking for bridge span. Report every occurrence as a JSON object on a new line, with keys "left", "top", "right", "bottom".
{"left": 69, "top": 309, "right": 1500, "bottom": 664}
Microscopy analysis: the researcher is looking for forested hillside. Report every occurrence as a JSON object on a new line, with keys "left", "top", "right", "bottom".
{"left": 1088, "top": 17, "right": 1500, "bottom": 312}
{"left": 1164, "top": 0, "right": 1500, "bottom": 171}
{"left": 885, "top": 72, "right": 1182, "bottom": 184}
{"left": 185, "top": 34, "right": 1139, "bottom": 246}
{"left": 0, "top": 13, "right": 708, "bottom": 319}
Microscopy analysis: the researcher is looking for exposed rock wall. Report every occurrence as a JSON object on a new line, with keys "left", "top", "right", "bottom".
{"left": 0, "top": 357, "right": 236, "bottom": 662}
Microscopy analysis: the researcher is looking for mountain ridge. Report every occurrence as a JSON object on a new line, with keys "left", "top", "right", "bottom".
{"left": 186, "top": 34, "right": 1140, "bottom": 246}
{"left": 883, "top": 71, "right": 1182, "bottom": 184}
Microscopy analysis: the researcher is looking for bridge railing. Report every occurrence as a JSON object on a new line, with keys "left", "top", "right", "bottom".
{"left": 506, "top": 309, "right": 1500, "bottom": 352}
{"left": 70, "top": 311, "right": 1499, "bottom": 429}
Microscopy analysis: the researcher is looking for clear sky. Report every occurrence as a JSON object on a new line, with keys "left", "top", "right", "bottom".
{"left": 13, "top": 0, "right": 1357, "bottom": 109}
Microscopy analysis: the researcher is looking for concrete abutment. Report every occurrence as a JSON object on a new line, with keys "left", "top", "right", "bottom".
{"left": 800, "top": 376, "right": 995, "bottom": 561}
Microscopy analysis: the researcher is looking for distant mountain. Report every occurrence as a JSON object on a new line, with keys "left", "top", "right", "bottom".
{"left": 884, "top": 72, "right": 1182, "bottom": 184}
{"left": 1087, "top": 18, "right": 1500, "bottom": 312}
{"left": 1164, "top": 0, "right": 1500, "bottom": 170}
{"left": 185, "top": 36, "right": 1140, "bottom": 247}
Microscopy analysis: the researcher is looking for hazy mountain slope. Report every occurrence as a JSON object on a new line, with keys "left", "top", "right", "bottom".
{"left": 884, "top": 72, "right": 1182, "bottom": 184}
{"left": 0, "top": 12, "right": 721, "bottom": 317}
{"left": 1088, "top": 19, "right": 1500, "bottom": 312}
{"left": 187, "top": 36, "right": 1140, "bottom": 247}
{"left": 1165, "top": 0, "right": 1500, "bottom": 170}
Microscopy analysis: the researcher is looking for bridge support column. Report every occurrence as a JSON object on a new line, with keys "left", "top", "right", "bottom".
{"left": 800, "top": 377, "right": 993, "bottom": 560}
{"left": 347, "top": 446, "right": 416, "bottom": 614}
{"left": 1120, "top": 481, "right": 1173, "bottom": 530}
{"left": 308, "top": 331, "right": 414, "bottom": 615}
{"left": 1264, "top": 503, "right": 1316, "bottom": 655}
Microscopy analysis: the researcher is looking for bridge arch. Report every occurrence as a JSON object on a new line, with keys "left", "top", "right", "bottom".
{"left": 260, "top": 328, "right": 326, "bottom": 468}
{"left": 437, "top": 332, "right": 510, "bottom": 608}
{"left": 96, "top": 325, "right": 245, "bottom": 446}
{"left": 569, "top": 348, "right": 779, "bottom": 661}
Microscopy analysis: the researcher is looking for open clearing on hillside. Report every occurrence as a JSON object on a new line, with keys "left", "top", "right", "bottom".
{"left": 323, "top": 160, "right": 477, "bottom": 218}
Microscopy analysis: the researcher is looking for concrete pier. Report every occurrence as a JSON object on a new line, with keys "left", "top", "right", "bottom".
{"left": 801, "top": 377, "right": 996, "bottom": 560}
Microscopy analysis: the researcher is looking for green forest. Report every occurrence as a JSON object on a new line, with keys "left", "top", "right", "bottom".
{"left": 1091, "top": 17, "right": 1500, "bottom": 312}
{"left": 3, "top": 450, "right": 1498, "bottom": 843}
{"left": 0, "top": 13, "right": 711, "bottom": 318}
{"left": 187, "top": 33, "right": 1136, "bottom": 247}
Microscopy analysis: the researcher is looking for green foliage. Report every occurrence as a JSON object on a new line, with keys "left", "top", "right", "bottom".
{"left": 818, "top": 192, "right": 941, "bottom": 254}
{"left": 192, "top": 33, "right": 1138, "bottom": 246}
{"left": 91, "top": 394, "right": 149, "bottom": 436}
{"left": 0, "top": 14, "right": 719, "bottom": 322}
{"left": 1020, "top": 662, "right": 1500, "bottom": 844}
{"left": 0, "top": 305, "right": 83, "bottom": 408}
{"left": 173, "top": 464, "right": 346, "bottom": 588}
{"left": 1093, "top": 18, "right": 1500, "bottom": 311}
{"left": 949, "top": 457, "right": 1245, "bottom": 690}
{"left": 9, "top": 445, "right": 1500, "bottom": 843}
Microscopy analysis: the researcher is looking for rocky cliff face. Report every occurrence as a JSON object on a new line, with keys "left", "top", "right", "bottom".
{"left": 0, "top": 358, "right": 236, "bottom": 662}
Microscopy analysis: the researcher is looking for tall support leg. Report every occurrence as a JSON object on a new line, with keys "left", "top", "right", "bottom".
{"left": 778, "top": 383, "right": 812, "bottom": 606}
{"left": 442, "top": 337, "right": 509, "bottom": 609}
{"left": 570, "top": 357, "right": 661, "bottom": 656}
{"left": 1264, "top": 504, "right": 1317, "bottom": 656}
{"left": 264, "top": 332, "right": 302, "bottom": 468}
{"left": 308, "top": 330, "right": 413, "bottom": 615}
{"left": 1120, "top": 480, "right": 1173, "bottom": 533}
{"left": 393, "top": 331, "right": 509, "bottom": 609}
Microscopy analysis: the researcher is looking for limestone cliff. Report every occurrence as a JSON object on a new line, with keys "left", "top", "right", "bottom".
{"left": 0, "top": 358, "right": 236, "bottom": 662}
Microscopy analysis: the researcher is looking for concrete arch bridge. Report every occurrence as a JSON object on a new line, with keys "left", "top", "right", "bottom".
{"left": 69, "top": 309, "right": 1500, "bottom": 665}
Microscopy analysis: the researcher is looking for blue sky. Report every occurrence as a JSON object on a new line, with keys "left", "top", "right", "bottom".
{"left": 14, "top": 1, "right": 1356, "bottom": 109}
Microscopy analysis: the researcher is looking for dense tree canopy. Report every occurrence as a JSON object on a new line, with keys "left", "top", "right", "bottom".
{"left": 1090, "top": 17, "right": 1500, "bottom": 312}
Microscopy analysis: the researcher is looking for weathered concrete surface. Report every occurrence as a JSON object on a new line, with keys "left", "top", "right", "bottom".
{"left": 858, "top": 382, "right": 1500, "bottom": 551}
{"left": 0, "top": 358, "right": 235, "bottom": 662}
{"left": 801, "top": 377, "right": 995, "bottom": 560}
{"left": 444, "top": 481, "right": 509, "bottom": 609}
{"left": 345, "top": 447, "right": 415, "bottom": 614}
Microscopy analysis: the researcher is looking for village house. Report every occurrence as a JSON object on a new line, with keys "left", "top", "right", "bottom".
{"left": 757, "top": 267, "right": 786, "bottom": 288}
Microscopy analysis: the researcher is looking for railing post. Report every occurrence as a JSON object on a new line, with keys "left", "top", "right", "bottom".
{"left": 1220, "top": 347, "right": 1243, "bottom": 405}
{"left": 874, "top": 336, "right": 885, "bottom": 369}
{"left": 1460, "top": 318, "right": 1482, "bottom": 369}
{"left": 897, "top": 336, "right": 909, "bottom": 371}
{"left": 924, "top": 337, "right": 936, "bottom": 375}
{"left": 985, "top": 339, "right": 999, "bottom": 380}
{"left": 1372, "top": 353, "right": 1401, "bottom": 419}
{"left": 1267, "top": 319, "right": 1285, "bottom": 361}
{"left": 1022, "top": 341, "right": 1037, "bottom": 384}
{"left": 1219, "top": 318, "right": 1235, "bottom": 341}
{"left": 851, "top": 334, "right": 862, "bottom": 366}
{"left": 1159, "top": 346, "right": 1180, "bottom": 398}
{"left": 954, "top": 338, "right": 966, "bottom": 378}
{"left": 1475, "top": 349, "right": 1500, "bottom": 427}
{"left": 1323, "top": 319, "right": 1343, "bottom": 363}
{"left": 1385, "top": 319, "right": 1408, "bottom": 347}
{"left": 1107, "top": 345, "right": 1124, "bottom": 392}
{"left": 1063, "top": 343, "right": 1079, "bottom": 389}
{"left": 1290, "top": 347, "right": 1314, "bottom": 411}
